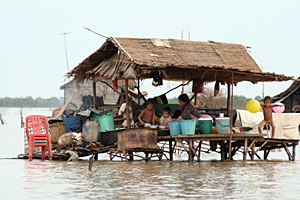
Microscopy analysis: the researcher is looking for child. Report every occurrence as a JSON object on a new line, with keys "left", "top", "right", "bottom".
{"left": 136, "top": 100, "right": 155, "bottom": 128}
{"left": 258, "top": 96, "right": 283, "bottom": 138}
{"left": 160, "top": 107, "right": 172, "bottom": 127}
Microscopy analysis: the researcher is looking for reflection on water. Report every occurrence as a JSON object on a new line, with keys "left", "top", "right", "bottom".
{"left": 0, "top": 108, "right": 300, "bottom": 199}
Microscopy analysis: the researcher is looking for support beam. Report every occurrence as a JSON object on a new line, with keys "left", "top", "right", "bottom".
{"left": 169, "top": 139, "right": 173, "bottom": 161}
{"left": 243, "top": 138, "right": 248, "bottom": 161}
{"left": 93, "top": 81, "right": 97, "bottom": 108}
{"left": 125, "top": 80, "right": 130, "bottom": 129}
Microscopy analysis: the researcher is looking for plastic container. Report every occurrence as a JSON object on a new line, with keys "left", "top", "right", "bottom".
{"left": 82, "top": 119, "right": 99, "bottom": 142}
{"left": 91, "top": 112, "right": 115, "bottom": 132}
{"left": 215, "top": 117, "right": 230, "bottom": 134}
{"left": 169, "top": 121, "right": 182, "bottom": 135}
{"left": 181, "top": 120, "right": 196, "bottom": 135}
{"left": 62, "top": 115, "right": 82, "bottom": 132}
{"left": 198, "top": 118, "right": 212, "bottom": 134}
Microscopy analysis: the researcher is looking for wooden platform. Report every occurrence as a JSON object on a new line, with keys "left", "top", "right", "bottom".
{"left": 157, "top": 134, "right": 299, "bottom": 162}
{"left": 18, "top": 131, "right": 299, "bottom": 162}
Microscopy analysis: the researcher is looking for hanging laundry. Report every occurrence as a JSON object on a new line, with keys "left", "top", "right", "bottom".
{"left": 214, "top": 81, "right": 220, "bottom": 97}
{"left": 192, "top": 78, "right": 204, "bottom": 93}
{"left": 220, "top": 81, "right": 225, "bottom": 85}
{"left": 113, "top": 79, "right": 118, "bottom": 92}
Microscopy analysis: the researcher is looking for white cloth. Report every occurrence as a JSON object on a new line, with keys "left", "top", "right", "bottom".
{"left": 160, "top": 116, "right": 172, "bottom": 125}
{"left": 236, "top": 109, "right": 300, "bottom": 139}
{"left": 118, "top": 103, "right": 134, "bottom": 127}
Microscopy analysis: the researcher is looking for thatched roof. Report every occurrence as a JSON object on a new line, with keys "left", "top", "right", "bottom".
{"left": 69, "top": 37, "right": 296, "bottom": 83}
{"left": 273, "top": 77, "right": 300, "bottom": 102}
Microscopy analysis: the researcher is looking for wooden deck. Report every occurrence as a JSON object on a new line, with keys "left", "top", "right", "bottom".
{"left": 18, "top": 132, "right": 299, "bottom": 162}
{"left": 157, "top": 134, "right": 299, "bottom": 162}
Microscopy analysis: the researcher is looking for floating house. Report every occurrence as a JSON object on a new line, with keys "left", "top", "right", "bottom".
{"left": 65, "top": 37, "right": 299, "bottom": 162}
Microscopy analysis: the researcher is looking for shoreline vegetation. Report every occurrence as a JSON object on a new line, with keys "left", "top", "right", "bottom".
{"left": 0, "top": 96, "right": 63, "bottom": 107}
{"left": 0, "top": 94, "right": 257, "bottom": 109}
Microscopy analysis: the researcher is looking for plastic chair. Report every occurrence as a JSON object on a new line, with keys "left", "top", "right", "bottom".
{"left": 26, "top": 115, "right": 53, "bottom": 161}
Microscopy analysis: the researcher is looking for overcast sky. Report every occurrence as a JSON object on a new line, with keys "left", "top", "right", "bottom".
{"left": 1, "top": 0, "right": 299, "bottom": 100}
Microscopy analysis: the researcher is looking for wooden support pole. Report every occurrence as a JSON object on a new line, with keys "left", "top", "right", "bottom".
{"left": 292, "top": 145, "right": 296, "bottom": 161}
{"left": 227, "top": 84, "right": 231, "bottom": 118}
{"left": 169, "top": 139, "right": 173, "bottom": 161}
{"left": 264, "top": 149, "right": 270, "bottom": 160}
{"left": 220, "top": 141, "right": 225, "bottom": 161}
{"left": 254, "top": 140, "right": 269, "bottom": 154}
{"left": 93, "top": 81, "right": 97, "bottom": 108}
{"left": 228, "top": 82, "right": 233, "bottom": 160}
{"left": 197, "top": 141, "right": 202, "bottom": 162}
{"left": 243, "top": 138, "right": 248, "bottom": 161}
{"left": 125, "top": 80, "right": 130, "bottom": 129}
{"left": 283, "top": 143, "right": 293, "bottom": 161}
{"left": 251, "top": 143, "right": 255, "bottom": 160}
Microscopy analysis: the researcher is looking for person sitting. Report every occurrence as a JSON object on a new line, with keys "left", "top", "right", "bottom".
{"left": 176, "top": 93, "right": 201, "bottom": 120}
{"left": 136, "top": 100, "right": 155, "bottom": 128}
{"left": 160, "top": 107, "right": 172, "bottom": 127}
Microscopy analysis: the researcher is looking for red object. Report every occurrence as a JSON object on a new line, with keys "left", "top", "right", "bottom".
{"left": 192, "top": 79, "right": 204, "bottom": 93}
{"left": 113, "top": 79, "right": 118, "bottom": 92}
{"left": 214, "top": 81, "right": 220, "bottom": 96}
{"left": 26, "top": 115, "right": 53, "bottom": 161}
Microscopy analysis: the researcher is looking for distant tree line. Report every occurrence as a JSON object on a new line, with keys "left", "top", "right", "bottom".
{"left": 167, "top": 87, "right": 262, "bottom": 110}
{"left": 0, "top": 96, "right": 63, "bottom": 107}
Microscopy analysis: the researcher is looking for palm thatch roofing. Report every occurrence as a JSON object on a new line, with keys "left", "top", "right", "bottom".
{"left": 273, "top": 77, "right": 300, "bottom": 102}
{"left": 69, "top": 37, "right": 296, "bottom": 83}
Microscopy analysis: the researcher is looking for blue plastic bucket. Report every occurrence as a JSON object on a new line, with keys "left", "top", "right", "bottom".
{"left": 215, "top": 117, "right": 230, "bottom": 134}
{"left": 198, "top": 118, "right": 212, "bottom": 134}
{"left": 181, "top": 120, "right": 196, "bottom": 135}
{"left": 169, "top": 121, "right": 182, "bottom": 135}
{"left": 91, "top": 112, "right": 115, "bottom": 132}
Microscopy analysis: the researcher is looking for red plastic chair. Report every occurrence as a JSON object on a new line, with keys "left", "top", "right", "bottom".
{"left": 25, "top": 115, "right": 53, "bottom": 161}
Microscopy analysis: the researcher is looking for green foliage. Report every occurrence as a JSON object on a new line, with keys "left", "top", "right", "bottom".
{"left": 0, "top": 96, "right": 63, "bottom": 107}
{"left": 233, "top": 95, "right": 248, "bottom": 109}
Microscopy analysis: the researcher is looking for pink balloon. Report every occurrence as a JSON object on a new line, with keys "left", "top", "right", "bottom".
{"left": 272, "top": 103, "right": 285, "bottom": 113}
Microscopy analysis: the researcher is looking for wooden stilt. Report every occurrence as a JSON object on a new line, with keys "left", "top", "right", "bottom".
{"left": 243, "top": 138, "right": 248, "bottom": 161}
{"left": 283, "top": 143, "right": 293, "bottom": 161}
{"left": 188, "top": 139, "right": 193, "bottom": 162}
{"left": 264, "top": 149, "right": 271, "bottom": 160}
{"left": 251, "top": 142, "right": 255, "bottom": 160}
{"left": 94, "top": 153, "right": 98, "bottom": 161}
{"left": 197, "top": 141, "right": 202, "bottom": 162}
{"left": 292, "top": 145, "right": 296, "bottom": 161}
{"left": 220, "top": 142, "right": 225, "bottom": 161}
{"left": 169, "top": 139, "right": 173, "bottom": 161}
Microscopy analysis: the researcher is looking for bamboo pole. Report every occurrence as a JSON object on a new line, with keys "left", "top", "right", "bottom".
{"left": 93, "top": 81, "right": 97, "bottom": 108}
{"left": 125, "top": 80, "right": 130, "bottom": 129}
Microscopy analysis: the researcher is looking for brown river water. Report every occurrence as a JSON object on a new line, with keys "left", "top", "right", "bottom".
{"left": 0, "top": 108, "right": 299, "bottom": 200}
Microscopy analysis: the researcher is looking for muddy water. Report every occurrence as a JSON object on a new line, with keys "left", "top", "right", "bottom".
{"left": 0, "top": 108, "right": 299, "bottom": 200}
